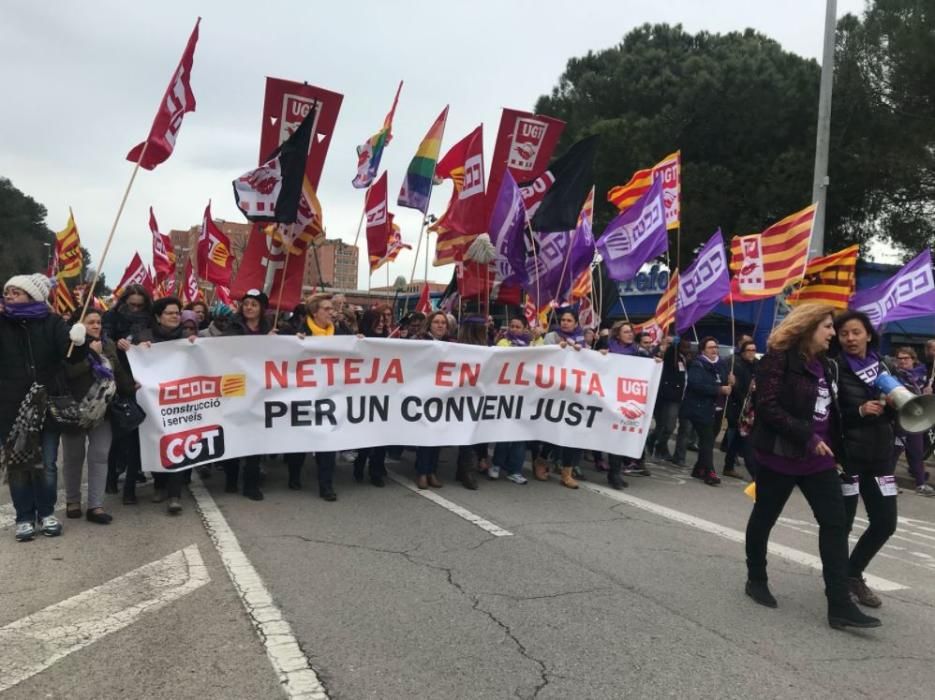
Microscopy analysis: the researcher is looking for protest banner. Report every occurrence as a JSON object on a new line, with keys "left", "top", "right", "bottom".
{"left": 128, "top": 337, "right": 662, "bottom": 472}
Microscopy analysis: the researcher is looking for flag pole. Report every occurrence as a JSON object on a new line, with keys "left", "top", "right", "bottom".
{"left": 68, "top": 141, "right": 149, "bottom": 356}
{"left": 272, "top": 224, "right": 297, "bottom": 328}
{"left": 310, "top": 240, "right": 326, "bottom": 293}
{"left": 351, "top": 187, "right": 370, "bottom": 249}
{"left": 729, "top": 292, "right": 737, "bottom": 374}
{"left": 526, "top": 221, "right": 544, "bottom": 328}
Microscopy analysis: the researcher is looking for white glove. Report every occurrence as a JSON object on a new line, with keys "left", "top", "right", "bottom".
{"left": 69, "top": 322, "right": 87, "bottom": 346}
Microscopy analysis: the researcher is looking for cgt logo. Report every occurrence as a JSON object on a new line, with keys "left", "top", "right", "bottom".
{"left": 158, "top": 374, "right": 246, "bottom": 405}
{"left": 160, "top": 425, "right": 225, "bottom": 469}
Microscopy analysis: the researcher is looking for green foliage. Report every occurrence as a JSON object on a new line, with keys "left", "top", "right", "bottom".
{"left": 0, "top": 177, "right": 54, "bottom": 283}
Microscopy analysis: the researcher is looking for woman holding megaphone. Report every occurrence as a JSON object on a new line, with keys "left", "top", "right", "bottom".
{"left": 832, "top": 311, "right": 898, "bottom": 610}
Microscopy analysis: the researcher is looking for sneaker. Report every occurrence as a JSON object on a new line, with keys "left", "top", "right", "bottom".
{"left": 916, "top": 484, "right": 935, "bottom": 497}
{"left": 39, "top": 515, "right": 63, "bottom": 537}
{"left": 487, "top": 465, "right": 501, "bottom": 480}
{"left": 15, "top": 521, "right": 35, "bottom": 542}
{"left": 633, "top": 465, "right": 651, "bottom": 477}
{"left": 704, "top": 471, "right": 721, "bottom": 486}
{"left": 847, "top": 576, "right": 882, "bottom": 608}
{"left": 506, "top": 473, "right": 528, "bottom": 485}
{"left": 166, "top": 498, "right": 183, "bottom": 514}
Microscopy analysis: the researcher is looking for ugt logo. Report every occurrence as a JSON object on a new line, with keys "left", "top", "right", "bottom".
{"left": 160, "top": 425, "right": 225, "bottom": 469}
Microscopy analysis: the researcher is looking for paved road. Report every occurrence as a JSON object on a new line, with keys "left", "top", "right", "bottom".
{"left": 2, "top": 448, "right": 934, "bottom": 699}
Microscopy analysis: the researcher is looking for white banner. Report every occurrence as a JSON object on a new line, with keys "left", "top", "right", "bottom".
{"left": 128, "top": 337, "right": 662, "bottom": 472}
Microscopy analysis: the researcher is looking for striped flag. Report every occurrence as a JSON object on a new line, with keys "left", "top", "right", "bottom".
{"left": 607, "top": 151, "right": 680, "bottom": 230}
{"left": 51, "top": 277, "right": 77, "bottom": 316}
{"left": 787, "top": 244, "right": 859, "bottom": 309}
{"left": 729, "top": 204, "right": 817, "bottom": 297}
{"left": 636, "top": 270, "right": 679, "bottom": 338}
{"left": 398, "top": 106, "right": 448, "bottom": 213}
{"left": 569, "top": 266, "right": 592, "bottom": 301}
{"left": 55, "top": 210, "right": 83, "bottom": 279}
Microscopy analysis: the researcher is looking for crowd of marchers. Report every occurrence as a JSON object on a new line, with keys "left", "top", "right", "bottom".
{"left": 2, "top": 273, "right": 934, "bottom": 630}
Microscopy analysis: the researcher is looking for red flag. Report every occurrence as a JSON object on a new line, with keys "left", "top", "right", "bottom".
{"left": 126, "top": 19, "right": 200, "bottom": 170}
{"left": 259, "top": 79, "right": 344, "bottom": 190}
{"left": 435, "top": 125, "right": 486, "bottom": 236}
{"left": 149, "top": 207, "right": 177, "bottom": 283}
{"left": 365, "top": 172, "right": 390, "bottom": 269}
{"left": 458, "top": 262, "right": 495, "bottom": 300}
{"left": 215, "top": 284, "right": 233, "bottom": 306}
{"left": 197, "top": 202, "right": 234, "bottom": 286}
{"left": 415, "top": 282, "right": 432, "bottom": 314}
{"left": 230, "top": 225, "right": 306, "bottom": 311}
{"left": 487, "top": 108, "right": 565, "bottom": 219}
{"left": 114, "top": 253, "right": 154, "bottom": 298}
{"left": 182, "top": 258, "right": 201, "bottom": 304}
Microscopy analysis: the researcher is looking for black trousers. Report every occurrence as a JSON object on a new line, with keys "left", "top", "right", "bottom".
{"left": 745, "top": 465, "right": 850, "bottom": 604}
{"left": 152, "top": 472, "right": 183, "bottom": 498}
{"left": 354, "top": 447, "right": 386, "bottom": 478}
{"left": 689, "top": 419, "right": 715, "bottom": 472}
{"left": 724, "top": 429, "right": 758, "bottom": 478}
{"left": 284, "top": 452, "right": 336, "bottom": 488}
{"left": 844, "top": 470, "right": 898, "bottom": 578}
{"left": 225, "top": 455, "right": 261, "bottom": 492}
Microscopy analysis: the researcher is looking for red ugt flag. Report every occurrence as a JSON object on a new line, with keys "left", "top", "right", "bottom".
{"left": 127, "top": 19, "right": 200, "bottom": 170}
{"left": 114, "top": 253, "right": 154, "bottom": 298}
{"left": 149, "top": 207, "right": 177, "bottom": 283}
{"left": 365, "top": 171, "right": 390, "bottom": 268}
{"left": 197, "top": 201, "right": 234, "bottom": 286}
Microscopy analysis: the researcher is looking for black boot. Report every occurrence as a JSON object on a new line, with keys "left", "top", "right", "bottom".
{"left": 828, "top": 600, "right": 882, "bottom": 630}
{"left": 287, "top": 462, "right": 302, "bottom": 490}
{"left": 224, "top": 461, "right": 239, "bottom": 494}
{"left": 242, "top": 461, "right": 263, "bottom": 501}
{"left": 352, "top": 453, "right": 366, "bottom": 483}
{"left": 456, "top": 447, "right": 478, "bottom": 490}
{"left": 607, "top": 456, "right": 628, "bottom": 490}
{"left": 745, "top": 580, "right": 777, "bottom": 608}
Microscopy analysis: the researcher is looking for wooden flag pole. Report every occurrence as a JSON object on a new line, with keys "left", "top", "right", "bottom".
{"left": 68, "top": 142, "right": 149, "bottom": 356}
{"left": 272, "top": 224, "right": 297, "bottom": 328}
{"left": 729, "top": 292, "right": 737, "bottom": 374}
{"left": 351, "top": 187, "right": 370, "bottom": 249}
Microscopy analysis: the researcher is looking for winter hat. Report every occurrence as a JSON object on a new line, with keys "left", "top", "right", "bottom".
{"left": 180, "top": 310, "right": 199, "bottom": 327}
{"left": 241, "top": 288, "right": 269, "bottom": 308}
{"left": 4, "top": 274, "right": 53, "bottom": 302}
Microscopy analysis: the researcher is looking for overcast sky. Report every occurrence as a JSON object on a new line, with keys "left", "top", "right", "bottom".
{"left": 1, "top": 0, "right": 868, "bottom": 289}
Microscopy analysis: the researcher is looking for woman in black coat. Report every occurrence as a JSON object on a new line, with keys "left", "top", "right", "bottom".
{"left": 2, "top": 274, "right": 88, "bottom": 541}
{"left": 679, "top": 336, "right": 732, "bottom": 485}
{"left": 831, "top": 311, "right": 898, "bottom": 610}
{"left": 723, "top": 340, "right": 758, "bottom": 479}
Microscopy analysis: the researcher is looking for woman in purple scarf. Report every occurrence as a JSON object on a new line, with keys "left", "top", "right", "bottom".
{"left": 541, "top": 309, "right": 585, "bottom": 489}
{"left": 890, "top": 346, "right": 934, "bottom": 497}
{"left": 832, "top": 311, "right": 898, "bottom": 610}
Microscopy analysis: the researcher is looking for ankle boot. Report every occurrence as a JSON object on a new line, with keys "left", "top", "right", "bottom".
{"left": 828, "top": 600, "right": 882, "bottom": 630}
{"left": 560, "top": 466, "right": 579, "bottom": 489}
{"left": 607, "top": 463, "right": 627, "bottom": 490}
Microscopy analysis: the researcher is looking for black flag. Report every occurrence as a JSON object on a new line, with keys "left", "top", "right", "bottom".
{"left": 528, "top": 135, "right": 598, "bottom": 233}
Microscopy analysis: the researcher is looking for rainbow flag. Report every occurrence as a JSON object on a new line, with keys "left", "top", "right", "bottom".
{"left": 352, "top": 81, "right": 403, "bottom": 189}
{"left": 787, "top": 244, "right": 859, "bottom": 309}
{"left": 729, "top": 204, "right": 816, "bottom": 298}
{"left": 398, "top": 106, "right": 448, "bottom": 213}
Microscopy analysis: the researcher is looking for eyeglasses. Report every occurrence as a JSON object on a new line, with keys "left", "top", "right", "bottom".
{"left": 897, "top": 356, "right": 913, "bottom": 361}
{"left": 162, "top": 310, "right": 181, "bottom": 316}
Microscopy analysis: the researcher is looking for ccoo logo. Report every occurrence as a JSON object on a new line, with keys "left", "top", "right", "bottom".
{"left": 160, "top": 425, "right": 225, "bottom": 469}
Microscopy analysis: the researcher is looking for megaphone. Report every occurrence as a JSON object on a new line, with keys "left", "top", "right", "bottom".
{"left": 874, "top": 373, "right": 935, "bottom": 434}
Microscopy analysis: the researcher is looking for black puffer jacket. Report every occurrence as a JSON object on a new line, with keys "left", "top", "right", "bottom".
{"left": 0, "top": 314, "right": 83, "bottom": 437}
{"left": 835, "top": 358, "right": 896, "bottom": 476}
{"left": 223, "top": 314, "right": 273, "bottom": 336}
{"left": 679, "top": 357, "right": 727, "bottom": 424}
{"left": 726, "top": 356, "right": 756, "bottom": 427}
{"left": 657, "top": 344, "right": 687, "bottom": 402}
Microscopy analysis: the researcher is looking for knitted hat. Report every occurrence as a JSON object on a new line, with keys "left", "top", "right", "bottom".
{"left": 4, "top": 274, "right": 53, "bottom": 302}
{"left": 180, "top": 310, "right": 199, "bottom": 327}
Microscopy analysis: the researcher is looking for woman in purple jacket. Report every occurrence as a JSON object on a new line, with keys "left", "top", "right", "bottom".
{"left": 744, "top": 303, "right": 881, "bottom": 630}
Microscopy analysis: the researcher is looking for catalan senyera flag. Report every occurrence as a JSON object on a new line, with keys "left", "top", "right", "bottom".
{"left": 729, "top": 204, "right": 817, "bottom": 298}
{"left": 636, "top": 269, "right": 679, "bottom": 336}
{"left": 607, "top": 151, "right": 680, "bottom": 230}
{"left": 569, "top": 266, "right": 592, "bottom": 301}
{"left": 55, "top": 210, "right": 83, "bottom": 279}
{"left": 787, "top": 244, "right": 859, "bottom": 309}
{"left": 51, "top": 277, "right": 77, "bottom": 316}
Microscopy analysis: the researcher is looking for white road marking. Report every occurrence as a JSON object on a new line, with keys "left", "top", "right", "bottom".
{"left": 0, "top": 545, "right": 208, "bottom": 693}
{"left": 187, "top": 478, "right": 328, "bottom": 700}
{"left": 581, "top": 481, "right": 907, "bottom": 592}
{"left": 386, "top": 470, "right": 513, "bottom": 537}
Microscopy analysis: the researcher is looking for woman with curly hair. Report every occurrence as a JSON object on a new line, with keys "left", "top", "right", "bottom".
{"left": 744, "top": 303, "right": 880, "bottom": 630}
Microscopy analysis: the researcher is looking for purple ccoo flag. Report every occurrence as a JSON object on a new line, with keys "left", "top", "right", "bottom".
{"left": 596, "top": 177, "right": 667, "bottom": 282}
{"left": 850, "top": 249, "right": 935, "bottom": 328}
{"left": 488, "top": 171, "right": 529, "bottom": 286}
{"left": 525, "top": 200, "right": 595, "bottom": 309}
{"left": 676, "top": 229, "right": 730, "bottom": 333}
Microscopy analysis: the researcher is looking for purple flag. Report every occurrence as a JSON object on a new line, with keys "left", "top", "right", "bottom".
{"left": 525, "top": 198, "right": 595, "bottom": 308}
{"left": 676, "top": 229, "right": 730, "bottom": 333}
{"left": 850, "top": 249, "right": 935, "bottom": 328}
{"left": 596, "top": 177, "right": 667, "bottom": 282}
{"left": 488, "top": 171, "right": 529, "bottom": 286}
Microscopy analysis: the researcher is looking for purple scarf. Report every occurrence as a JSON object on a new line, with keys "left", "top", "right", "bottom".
{"left": 87, "top": 348, "right": 115, "bottom": 381}
{"left": 1, "top": 301, "right": 51, "bottom": 321}
{"left": 608, "top": 338, "right": 639, "bottom": 356}
{"left": 555, "top": 325, "right": 586, "bottom": 346}
{"left": 896, "top": 364, "right": 927, "bottom": 395}
{"left": 843, "top": 351, "right": 882, "bottom": 396}
{"left": 504, "top": 331, "right": 530, "bottom": 347}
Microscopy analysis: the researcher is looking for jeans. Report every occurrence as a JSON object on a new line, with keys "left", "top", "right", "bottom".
{"left": 354, "top": 447, "right": 386, "bottom": 478}
{"left": 745, "top": 465, "right": 850, "bottom": 604}
{"left": 8, "top": 428, "right": 60, "bottom": 523}
{"left": 688, "top": 419, "right": 715, "bottom": 472}
{"left": 724, "top": 429, "right": 758, "bottom": 479}
{"left": 62, "top": 421, "right": 112, "bottom": 510}
{"left": 647, "top": 400, "right": 680, "bottom": 457}
{"left": 493, "top": 442, "right": 526, "bottom": 475}
{"left": 844, "top": 470, "right": 898, "bottom": 578}
{"left": 414, "top": 446, "right": 441, "bottom": 475}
